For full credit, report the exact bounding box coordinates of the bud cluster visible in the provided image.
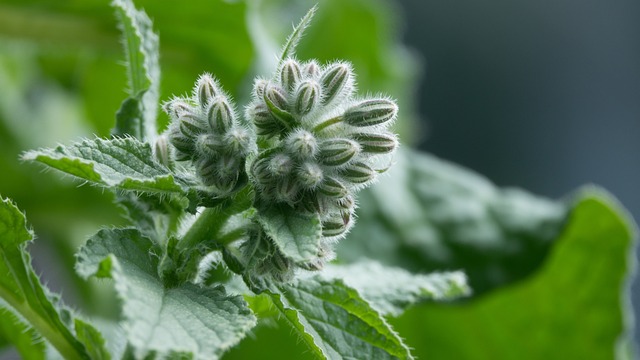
[244,58,398,273]
[163,74,254,194]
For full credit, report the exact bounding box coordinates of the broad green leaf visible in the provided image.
[263,277,413,360]
[257,206,322,264]
[0,306,46,360]
[392,189,636,359]
[76,228,256,360]
[0,197,103,360]
[74,319,111,360]
[341,149,569,294]
[22,137,184,194]
[322,262,470,316]
[112,0,160,140]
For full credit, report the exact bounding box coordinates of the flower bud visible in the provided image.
[300,192,330,215]
[264,84,295,128]
[320,63,352,106]
[250,156,273,185]
[153,134,173,168]
[294,80,321,115]
[321,212,352,238]
[223,127,252,157]
[352,132,398,154]
[297,162,323,189]
[195,133,224,157]
[319,139,360,167]
[336,195,355,212]
[318,177,348,198]
[168,122,195,155]
[249,104,282,136]
[280,59,301,92]
[344,99,397,127]
[269,153,293,177]
[207,96,234,134]
[216,155,242,181]
[195,157,217,186]
[341,162,376,184]
[179,113,207,138]
[253,78,268,98]
[285,129,317,159]
[303,60,320,78]
[275,177,300,203]
[163,99,193,120]
[196,74,220,108]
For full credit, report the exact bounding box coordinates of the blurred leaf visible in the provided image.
[392,189,637,359]
[263,277,414,359]
[0,306,46,360]
[23,138,185,194]
[74,319,110,360]
[340,149,569,294]
[0,197,102,360]
[322,262,470,316]
[112,0,160,140]
[76,228,257,359]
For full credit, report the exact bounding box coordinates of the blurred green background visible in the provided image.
[0,0,637,358]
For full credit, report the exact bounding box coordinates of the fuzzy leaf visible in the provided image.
[278,5,317,64]
[257,206,322,263]
[22,138,184,194]
[112,0,160,140]
[76,228,256,360]
[74,319,111,360]
[322,262,470,316]
[0,197,103,360]
[393,189,637,359]
[0,306,46,360]
[263,277,414,359]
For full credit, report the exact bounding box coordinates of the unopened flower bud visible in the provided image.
[216,155,242,181]
[195,133,224,157]
[275,177,300,203]
[297,162,323,188]
[303,60,320,78]
[352,132,398,154]
[320,63,352,106]
[249,104,281,136]
[163,99,193,120]
[341,162,376,184]
[269,153,293,177]
[168,122,194,155]
[321,212,352,238]
[179,113,207,138]
[294,80,321,115]
[285,129,317,159]
[319,139,360,166]
[344,99,397,127]
[253,78,268,98]
[336,194,355,212]
[223,127,252,157]
[195,157,218,186]
[280,59,301,92]
[300,192,330,215]
[318,177,348,198]
[250,156,273,185]
[153,134,173,168]
[264,84,295,128]
[207,97,234,134]
[196,74,220,108]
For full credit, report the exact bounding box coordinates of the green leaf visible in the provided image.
[322,262,470,316]
[341,149,569,294]
[0,197,101,360]
[257,206,322,264]
[0,306,46,360]
[112,0,160,140]
[277,5,317,64]
[22,137,184,194]
[392,189,637,359]
[74,319,111,360]
[76,228,256,360]
[263,277,414,360]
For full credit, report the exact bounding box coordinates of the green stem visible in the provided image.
[313,116,343,133]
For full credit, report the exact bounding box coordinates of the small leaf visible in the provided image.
[112,0,160,140]
[76,228,256,360]
[322,262,470,316]
[264,276,414,359]
[0,306,46,360]
[257,206,322,264]
[278,5,317,65]
[22,138,185,194]
[75,319,111,360]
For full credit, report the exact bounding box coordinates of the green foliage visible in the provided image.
[0,0,636,359]
[393,189,636,359]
